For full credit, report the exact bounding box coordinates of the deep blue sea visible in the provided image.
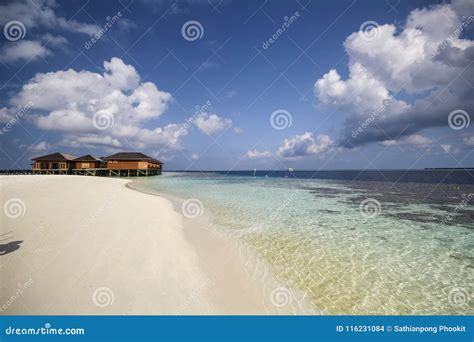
[169,169,474,184]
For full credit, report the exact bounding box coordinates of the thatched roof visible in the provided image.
[103,152,163,164]
[72,154,103,162]
[32,152,77,162]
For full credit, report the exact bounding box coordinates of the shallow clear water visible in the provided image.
[132,172,474,315]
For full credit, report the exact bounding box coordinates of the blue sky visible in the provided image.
[0,0,473,170]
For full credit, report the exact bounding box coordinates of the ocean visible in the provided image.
[132,170,474,315]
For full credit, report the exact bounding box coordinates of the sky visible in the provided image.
[0,0,473,171]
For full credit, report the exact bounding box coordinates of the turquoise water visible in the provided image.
[132,172,474,315]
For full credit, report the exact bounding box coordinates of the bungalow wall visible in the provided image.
[75,161,101,169]
[33,161,70,170]
[107,160,148,170]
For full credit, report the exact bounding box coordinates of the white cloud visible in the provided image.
[0,40,51,63]
[234,127,243,134]
[381,134,433,146]
[0,0,99,36]
[314,1,474,147]
[195,113,232,135]
[464,136,474,146]
[41,33,68,46]
[104,57,140,91]
[246,149,272,159]
[278,133,333,158]
[0,0,99,63]
[0,108,12,123]
[5,57,186,150]
[30,141,50,152]
[64,135,123,148]
[191,153,199,160]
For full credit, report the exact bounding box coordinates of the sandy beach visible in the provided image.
[0,175,290,315]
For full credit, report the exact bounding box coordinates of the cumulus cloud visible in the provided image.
[246,149,272,159]
[191,153,199,160]
[277,133,333,159]
[3,57,187,150]
[195,113,232,135]
[314,1,474,148]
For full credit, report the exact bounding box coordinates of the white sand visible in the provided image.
[0,175,287,314]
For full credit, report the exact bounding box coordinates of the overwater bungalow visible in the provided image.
[72,154,106,176]
[102,152,163,177]
[32,152,77,175]
[32,152,162,177]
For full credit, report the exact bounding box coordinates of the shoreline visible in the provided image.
[0,175,310,314]
[127,180,318,315]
